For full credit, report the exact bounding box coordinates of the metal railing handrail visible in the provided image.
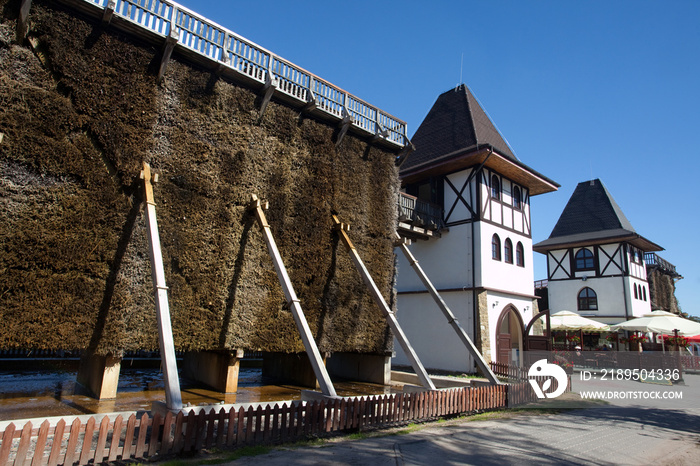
[76,0,407,147]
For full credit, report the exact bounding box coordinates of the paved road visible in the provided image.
[222,374,700,465]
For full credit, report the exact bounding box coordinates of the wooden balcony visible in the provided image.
[397,193,444,239]
[644,253,681,278]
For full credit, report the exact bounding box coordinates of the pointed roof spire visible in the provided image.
[401,84,517,172]
[534,179,662,252]
[400,84,558,195]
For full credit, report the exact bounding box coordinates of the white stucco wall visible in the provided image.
[394,291,475,373]
[476,222,534,296]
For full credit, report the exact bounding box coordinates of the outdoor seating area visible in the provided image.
[536,310,700,372]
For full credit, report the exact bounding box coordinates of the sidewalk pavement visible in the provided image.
[220,406,699,465]
[217,374,700,465]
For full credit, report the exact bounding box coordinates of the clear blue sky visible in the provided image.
[177,0,700,318]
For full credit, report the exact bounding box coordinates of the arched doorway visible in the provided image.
[496,305,525,366]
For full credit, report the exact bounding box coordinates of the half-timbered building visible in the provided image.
[394,85,559,372]
[533,179,663,325]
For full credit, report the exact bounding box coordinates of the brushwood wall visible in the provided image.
[0,0,399,356]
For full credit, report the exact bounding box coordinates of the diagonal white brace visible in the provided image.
[249,195,337,397]
[141,162,183,410]
[394,231,500,384]
[333,215,436,391]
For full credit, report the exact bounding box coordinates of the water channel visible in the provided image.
[0,359,401,422]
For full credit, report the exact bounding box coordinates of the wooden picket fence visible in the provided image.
[0,382,540,465]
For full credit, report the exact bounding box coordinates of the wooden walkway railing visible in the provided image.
[0,382,539,465]
[53,0,408,148]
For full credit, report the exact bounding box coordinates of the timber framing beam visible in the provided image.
[332,215,436,391]
[248,195,338,398]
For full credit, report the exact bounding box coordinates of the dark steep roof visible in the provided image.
[399,84,559,195]
[401,84,517,172]
[534,179,663,252]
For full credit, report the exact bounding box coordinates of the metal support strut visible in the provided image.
[332,215,436,390]
[395,232,500,384]
[141,163,183,410]
[249,195,337,397]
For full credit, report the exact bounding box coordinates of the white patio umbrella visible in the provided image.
[549,310,611,331]
[610,310,700,336]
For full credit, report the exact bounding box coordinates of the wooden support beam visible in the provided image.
[259,72,277,117]
[101,0,116,26]
[15,0,32,43]
[371,123,389,143]
[394,232,500,384]
[248,194,337,397]
[335,108,353,147]
[332,215,436,390]
[395,141,415,167]
[300,94,317,114]
[141,162,183,411]
[157,29,179,82]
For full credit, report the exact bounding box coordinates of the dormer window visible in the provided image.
[491,175,500,200]
[575,248,595,271]
[513,186,522,210]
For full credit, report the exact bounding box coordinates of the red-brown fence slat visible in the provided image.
[244,406,255,444]
[338,399,347,430]
[148,412,163,458]
[172,411,186,454]
[312,401,322,435]
[203,409,215,449]
[122,414,137,459]
[279,404,288,444]
[236,407,245,446]
[215,408,227,448]
[159,412,174,457]
[47,419,66,466]
[194,410,207,452]
[63,418,82,466]
[271,404,281,442]
[324,400,334,433]
[30,420,50,466]
[134,413,150,459]
[107,415,123,462]
[253,406,263,443]
[14,422,33,466]
[226,407,237,447]
[183,411,197,453]
[294,403,304,438]
[79,416,96,465]
[0,423,15,466]
[94,416,110,463]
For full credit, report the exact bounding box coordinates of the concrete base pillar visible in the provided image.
[326,352,391,385]
[76,353,121,400]
[262,352,321,389]
[182,350,244,393]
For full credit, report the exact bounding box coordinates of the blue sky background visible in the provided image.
[178,0,700,318]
